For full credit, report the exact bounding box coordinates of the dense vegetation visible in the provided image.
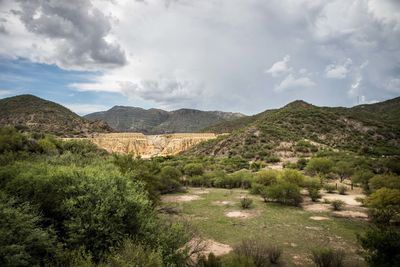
[0,95,112,137]
[192,98,400,159]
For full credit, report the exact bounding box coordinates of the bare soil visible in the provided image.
[162,195,202,202]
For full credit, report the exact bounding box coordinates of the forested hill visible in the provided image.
[0,94,112,137]
[190,97,400,158]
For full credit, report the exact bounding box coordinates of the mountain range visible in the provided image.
[1,94,399,159]
[84,106,244,134]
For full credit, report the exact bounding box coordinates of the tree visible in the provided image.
[183,163,204,177]
[158,166,183,193]
[369,174,400,192]
[352,170,374,193]
[305,158,333,176]
[332,161,354,182]
[265,182,302,206]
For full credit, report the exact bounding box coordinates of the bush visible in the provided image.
[0,193,60,266]
[234,239,282,266]
[369,174,400,192]
[310,247,345,267]
[254,170,279,186]
[158,166,183,193]
[352,170,374,193]
[265,182,302,206]
[338,185,347,195]
[366,188,400,225]
[309,188,322,202]
[240,197,253,209]
[183,163,204,177]
[250,183,265,195]
[280,169,305,186]
[324,184,336,193]
[358,227,400,267]
[331,200,345,211]
[104,240,163,267]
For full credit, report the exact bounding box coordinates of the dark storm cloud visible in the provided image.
[14,0,126,69]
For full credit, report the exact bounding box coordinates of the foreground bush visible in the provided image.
[310,247,345,267]
[265,182,302,206]
[234,239,282,267]
[358,227,400,267]
[331,200,345,211]
[240,197,253,209]
[0,193,60,266]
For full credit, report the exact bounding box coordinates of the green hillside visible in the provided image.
[190,98,400,159]
[0,94,112,137]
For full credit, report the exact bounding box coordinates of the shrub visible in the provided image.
[254,170,279,186]
[324,184,336,193]
[366,188,400,225]
[0,193,60,266]
[240,197,253,209]
[369,174,400,192]
[280,169,305,186]
[352,170,374,193]
[310,247,345,267]
[338,185,347,195]
[183,163,204,177]
[358,227,400,267]
[234,239,282,266]
[105,240,163,267]
[250,183,265,195]
[158,166,183,193]
[331,200,345,211]
[297,158,308,170]
[309,188,322,202]
[265,182,302,206]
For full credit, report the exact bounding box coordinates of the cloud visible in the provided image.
[0,89,13,98]
[265,55,292,77]
[274,74,315,92]
[325,58,352,79]
[0,0,400,113]
[63,103,110,115]
[8,0,126,70]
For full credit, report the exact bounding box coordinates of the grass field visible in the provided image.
[162,187,367,266]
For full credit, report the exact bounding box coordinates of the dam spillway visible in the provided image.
[65,132,219,158]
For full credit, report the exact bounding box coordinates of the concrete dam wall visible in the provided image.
[67,133,219,158]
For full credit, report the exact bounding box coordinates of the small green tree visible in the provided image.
[183,163,204,177]
[332,161,354,182]
[305,158,333,177]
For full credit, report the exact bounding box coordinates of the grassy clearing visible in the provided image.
[162,187,367,266]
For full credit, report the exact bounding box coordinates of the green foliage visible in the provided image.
[0,127,27,153]
[265,182,302,206]
[324,184,336,193]
[158,166,183,193]
[240,197,253,209]
[306,158,333,176]
[184,163,204,176]
[295,140,318,153]
[280,169,305,186]
[338,185,347,195]
[104,240,163,267]
[358,227,400,267]
[0,193,60,267]
[369,174,400,192]
[332,161,354,182]
[331,200,345,211]
[234,238,282,267]
[352,170,374,192]
[197,253,222,267]
[310,247,345,267]
[254,170,279,186]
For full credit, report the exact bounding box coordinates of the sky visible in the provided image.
[0,0,399,115]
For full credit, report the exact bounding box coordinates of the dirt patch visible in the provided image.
[302,203,330,212]
[310,216,330,221]
[322,193,364,206]
[213,200,234,206]
[203,239,233,256]
[225,210,256,219]
[332,210,368,219]
[191,189,210,195]
[162,195,202,203]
